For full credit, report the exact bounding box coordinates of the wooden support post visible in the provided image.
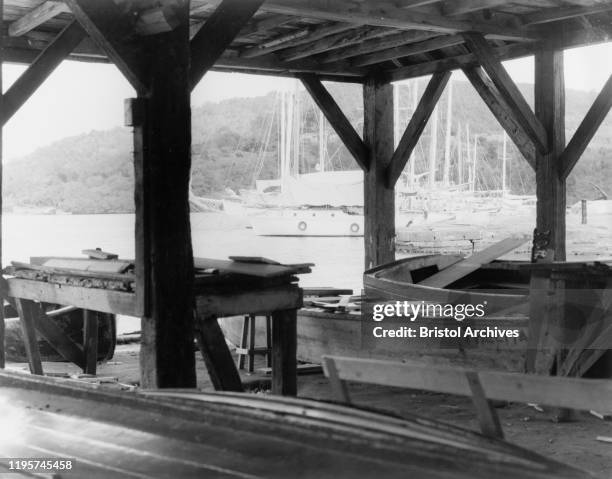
[465,371,504,439]
[271,309,297,396]
[527,48,566,376]
[534,48,566,262]
[83,310,98,375]
[386,71,450,187]
[0,0,4,370]
[364,78,395,269]
[14,299,43,375]
[194,315,243,392]
[132,4,197,389]
[301,74,369,170]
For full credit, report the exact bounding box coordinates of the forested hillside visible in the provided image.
[4,81,611,214]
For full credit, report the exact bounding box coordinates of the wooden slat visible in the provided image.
[190,0,264,90]
[2,21,86,126]
[8,0,69,37]
[324,356,612,413]
[64,0,149,93]
[195,285,302,317]
[363,78,395,270]
[193,257,309,278]
[386,71,450,187]
[463,66,536,169]
[301,74,369,170]
[323,356,351,403]
[462,32,548,154]
[14,299,43,375]
[465,371,504,439]
[271,309,298,396]
[560,73,612,179]
[419,236,528,288]
[240,22,355,58]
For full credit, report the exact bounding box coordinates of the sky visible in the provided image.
[3,42,611,161]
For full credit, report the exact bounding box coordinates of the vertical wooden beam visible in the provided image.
[0,0,4,369]
[271,309,297,396]
[364,78,395,270]
[14,299,43,375]
[534,48,566,261]
[136,3,197,389]
[83,310,98,375]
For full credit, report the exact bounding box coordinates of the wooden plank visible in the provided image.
[8,0,69,37]
[364,78,395,270]
[271,309,297,396]
[195,285,302,317]
[137,4,197,390]
[194,315,244,392]
[386,71,450,187]
[465,371,504,439]
[240,22,355,58]
[83,310,98,375]
[522,3,612,25]
[419,236,528,288]
[194,257,310,277]
[2,21,87,126]
[462,32,548,155]
[14,299,43,375]
[64,0,149,93]
[560,73,612,179]
[7,278,138,316]
[301,74,369,170]
[325,356,612,413]
[82,249,119,260]
[190,0,264,90]
[463,66,536,169]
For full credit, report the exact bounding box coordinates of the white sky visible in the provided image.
[3,42,611,161]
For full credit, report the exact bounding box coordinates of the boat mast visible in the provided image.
[465,123,470,189]
[428,102,438,188]
[457,122,463,185]
[443,80,453,187]
[502,130,508,196]
[471,134,478,193]
[318,108,325,172]
[409,80,418,187]
[292,80,300,178]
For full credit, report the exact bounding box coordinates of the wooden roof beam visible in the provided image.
[351,34,464,67]
[64,0,149,94]
[386,71,450,187]
[9,0,70,37]
[463,32,548,154]
[190,0,264,91]
[301,74,369,170]
[2,21,86,126]
[522,3,612,25]
[463,66,536,169]
[258,0,539,41]
[240,22,355,58]
[560,73,612,179]
[442,0,508,16]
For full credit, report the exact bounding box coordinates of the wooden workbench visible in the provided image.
[5,257,307,396]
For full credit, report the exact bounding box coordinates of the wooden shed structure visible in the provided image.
[0,0,611,390]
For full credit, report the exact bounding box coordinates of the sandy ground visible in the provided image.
[7,343,611,478]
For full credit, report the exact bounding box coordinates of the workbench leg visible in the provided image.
[14,299,43,375]
[195,315,243,392]
[271,309,297,396]
[83,310,98,375]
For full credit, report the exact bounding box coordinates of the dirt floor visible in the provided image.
[6,343,612,478]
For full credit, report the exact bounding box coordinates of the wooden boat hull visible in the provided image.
[364,255,530,315]
[219,309,528,372]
